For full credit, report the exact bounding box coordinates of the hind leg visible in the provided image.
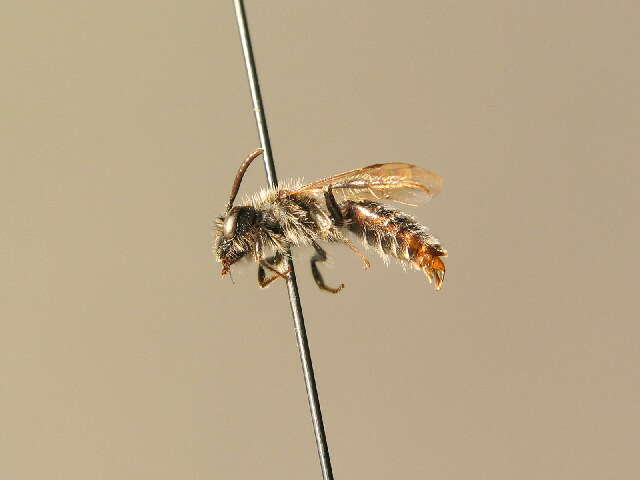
[323,185,344,226]
[339,237,370,269]
[323,186,370,269]
[310,242,344,294]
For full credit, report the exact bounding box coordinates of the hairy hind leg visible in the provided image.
[323,185,344,226]
[323,186,370,269]
[340,237,370,270]
[310,242,344,294]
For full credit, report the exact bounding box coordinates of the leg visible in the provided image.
[257,253,291,289]
[323,186,344,226]
[258,264,284,288]
[310,242,345,294]
[324,187,370,269]
[340,237,371,269]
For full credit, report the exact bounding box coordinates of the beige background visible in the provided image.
[2,1,639,479]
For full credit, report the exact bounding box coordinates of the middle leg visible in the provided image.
[310,242,344,294]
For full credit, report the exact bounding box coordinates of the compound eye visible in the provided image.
[223,212,238,238]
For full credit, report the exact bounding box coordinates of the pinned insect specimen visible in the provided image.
[214,149,447,292]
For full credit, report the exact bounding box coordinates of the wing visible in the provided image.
[292,163,443,206]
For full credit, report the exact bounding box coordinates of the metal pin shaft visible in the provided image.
[232,2,335,479]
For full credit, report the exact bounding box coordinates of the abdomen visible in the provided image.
[341,200,447,290]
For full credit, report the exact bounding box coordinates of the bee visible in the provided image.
[214,148,448,292]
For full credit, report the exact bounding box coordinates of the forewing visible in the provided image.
[293,163,442,206]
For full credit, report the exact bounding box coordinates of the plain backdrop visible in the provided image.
[2,1,639,479]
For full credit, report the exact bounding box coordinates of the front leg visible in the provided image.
[257,253,291,289]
